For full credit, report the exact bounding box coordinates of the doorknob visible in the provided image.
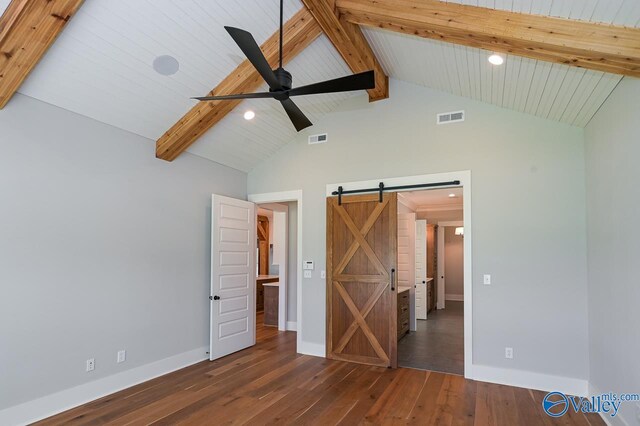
[213,295,221,300]
[422,281,426,284]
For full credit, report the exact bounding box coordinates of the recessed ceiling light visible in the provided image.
[488,53,504,66]
[449,193,456,198]
[244,110,255,120]
[153,55,179,76]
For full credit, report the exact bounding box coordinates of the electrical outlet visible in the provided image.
[483,274,491,285]
[321,270,326,279]
[117,350,126,363]
[505,347,513,359]
[86,358,95,372]
[304,270,312,279]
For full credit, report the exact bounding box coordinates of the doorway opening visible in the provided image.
[325,171,472,377]
[255,202,298,338]
[397,188,464,375]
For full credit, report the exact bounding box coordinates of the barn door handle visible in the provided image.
[391,268,395,291]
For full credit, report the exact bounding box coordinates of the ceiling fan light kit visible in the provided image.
[193,0,375,132]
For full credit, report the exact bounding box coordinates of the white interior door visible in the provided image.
[415,220,427,320]
[398,213,416,331]
[210,194,256,361]
[437,225,445,309]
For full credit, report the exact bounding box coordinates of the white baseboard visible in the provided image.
[286,321,297,331]
[298,341,325,358]
[0,346,208,426]
[589,384,630,426]
[472,364,588,397]
[445,294,464,301]
[596,409,629,426]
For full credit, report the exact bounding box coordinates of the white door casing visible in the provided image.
[415,220,427,320]
[210,195,256,361]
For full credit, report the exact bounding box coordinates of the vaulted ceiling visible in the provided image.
[2,0,639,172]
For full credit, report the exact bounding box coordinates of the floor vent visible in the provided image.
[309,133,328,145]
[437,110,465,125]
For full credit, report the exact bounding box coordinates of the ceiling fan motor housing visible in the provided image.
[273,67,292,91]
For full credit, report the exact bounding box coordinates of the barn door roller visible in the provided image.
[333,180,461,205]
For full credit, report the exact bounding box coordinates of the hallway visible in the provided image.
[399,301,464,375]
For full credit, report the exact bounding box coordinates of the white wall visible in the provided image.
[0,94,247,412]
[585,78,640,425]
[248,79,589,382]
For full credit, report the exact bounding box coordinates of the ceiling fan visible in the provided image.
[192,0,375,132]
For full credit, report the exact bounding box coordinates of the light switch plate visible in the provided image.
[483,274,491,285]
[321,270,326,279]
[505,347,513,359]
[304,270,312,279]
[117,350,126,363]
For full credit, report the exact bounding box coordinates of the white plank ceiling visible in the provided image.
[360,0,640,128]
[7,0,356,172]
[2,0,636,171]
[442,0,640,27]
[362,28,623,127]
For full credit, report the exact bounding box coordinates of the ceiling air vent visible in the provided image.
[437,110,465,125]
[308,133,328,145]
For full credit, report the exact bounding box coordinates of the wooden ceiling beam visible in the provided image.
[336,0,640,78]
[301,0,388,101]
[156,8,322,162]
[0,0,84,108]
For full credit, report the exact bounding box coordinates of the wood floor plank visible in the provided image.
[244,363,364,425]
[295,365,383,424]
[336,368,398,425]
[37,317,605,426]
[407,370,447,424]
[512,387,555,426]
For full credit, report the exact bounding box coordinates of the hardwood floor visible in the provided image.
[36,314,603,425]
[398,301,464,375]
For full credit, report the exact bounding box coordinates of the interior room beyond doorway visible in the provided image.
[397,188,465,375]
[255,202,298,334]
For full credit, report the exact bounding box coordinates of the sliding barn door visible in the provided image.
[326,193,398,367]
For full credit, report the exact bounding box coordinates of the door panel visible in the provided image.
[327,193,397,368]
[398,213,416,331]
[210,195,256,361]
[415,220,427,320]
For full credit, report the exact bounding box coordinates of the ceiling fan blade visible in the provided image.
[225,26,281,90]
[280,98,312,132]
[192,91,277,101]
[288,70,375,97]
